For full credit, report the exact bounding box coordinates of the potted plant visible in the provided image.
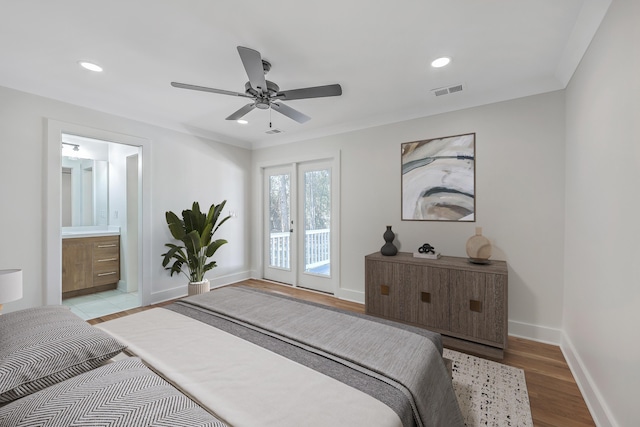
[161,201,230,296]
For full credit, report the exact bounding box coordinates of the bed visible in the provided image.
[0,286,464,427]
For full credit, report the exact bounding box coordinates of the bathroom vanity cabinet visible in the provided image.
[62,235,120,297]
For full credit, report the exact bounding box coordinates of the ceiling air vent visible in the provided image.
[265,128,284,134]
[431,83,465,97]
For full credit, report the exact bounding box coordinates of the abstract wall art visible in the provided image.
[401,133,475,221]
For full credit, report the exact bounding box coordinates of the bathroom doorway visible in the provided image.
[45,120,151,320]
[60,134,142,320]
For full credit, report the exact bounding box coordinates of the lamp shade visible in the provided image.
[0,269,23,304]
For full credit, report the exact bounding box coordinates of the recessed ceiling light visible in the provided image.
[431,57,451,68]
[237,119,248,125]
[79,61,103,72]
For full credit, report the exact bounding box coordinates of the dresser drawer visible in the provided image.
[93,248,119,263]
[93,238,119,257]
[93,261,120,286]
[92,236,120,286]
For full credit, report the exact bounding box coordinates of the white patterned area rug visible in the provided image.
[443,348,533,427]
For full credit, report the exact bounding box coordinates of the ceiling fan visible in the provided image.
[171,46,342,124]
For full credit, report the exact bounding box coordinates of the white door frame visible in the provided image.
[45,120,151,306]
[258,151,340,294]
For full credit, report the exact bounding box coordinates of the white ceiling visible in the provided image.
[0,0,611,150]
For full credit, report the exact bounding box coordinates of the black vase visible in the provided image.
[381,225,398,256]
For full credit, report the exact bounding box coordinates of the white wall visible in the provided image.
[252,90,566,341]
[564,1,640,426]
[0,85,252,312]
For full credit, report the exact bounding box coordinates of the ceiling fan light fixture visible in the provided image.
[171,46,342,125]
[79,61,103,72]
[237,119,248,124]
[431,57,451,68]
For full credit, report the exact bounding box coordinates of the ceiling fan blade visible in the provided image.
[226,103,256,121]
[272,102,311,124]
[171,82,252,98]
[275,84,342,101]
[237,46,268,95]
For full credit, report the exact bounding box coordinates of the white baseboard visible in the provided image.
[148,270,252,305]
[507,320,563,345]
[148,286,187,305]
[335,288,365,304]
[208,270,252,289]
[561,334,617,427]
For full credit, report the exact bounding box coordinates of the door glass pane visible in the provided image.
[269,174,291,269]
[303,168,330,276]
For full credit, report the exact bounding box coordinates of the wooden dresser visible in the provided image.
[365,251,508,358]
[62,235,120,297]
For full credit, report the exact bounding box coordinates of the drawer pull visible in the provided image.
[380,285,390,296]
[97,244,117,248]
[470,300,482,313]
[421,292,431,303]
[97,258,118,262]
[97,271,117,277]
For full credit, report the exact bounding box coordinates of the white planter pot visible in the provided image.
[188,278,210,296]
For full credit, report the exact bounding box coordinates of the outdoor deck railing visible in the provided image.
[269,228,330,270]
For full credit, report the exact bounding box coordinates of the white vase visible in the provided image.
[188,278,210,296]
[466,227,492,263]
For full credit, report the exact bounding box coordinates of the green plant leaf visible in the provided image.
[210,201,226,228]
[182,209,193,234]
[213,214,231,235]
[161,244,186,267]
[192,201,206,233]
[206,239,228,257]
[168,261,184,276]
[166,211,185,240]
[206,203,216,225]
[184,230,202,256]
[203,260,217,272]
[201,222,213,247]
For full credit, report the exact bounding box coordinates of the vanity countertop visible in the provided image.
[61,226,120,239]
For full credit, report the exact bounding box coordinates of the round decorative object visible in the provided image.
[188,278,210,296]
[466,227,492,263]
[381,226,398,256]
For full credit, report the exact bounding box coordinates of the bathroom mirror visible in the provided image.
[61,157,108,227]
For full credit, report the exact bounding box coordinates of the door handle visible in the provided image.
[290,228,294,233]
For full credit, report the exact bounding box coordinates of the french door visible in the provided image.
[263,160,337,294]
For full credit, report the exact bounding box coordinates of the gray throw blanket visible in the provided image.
[170,286,464,427]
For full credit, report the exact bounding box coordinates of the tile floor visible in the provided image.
[62,289,140,320]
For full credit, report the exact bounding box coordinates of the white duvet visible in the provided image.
[97,308,402,427]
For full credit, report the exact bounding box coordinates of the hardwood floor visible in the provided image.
[89,278,595,427]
